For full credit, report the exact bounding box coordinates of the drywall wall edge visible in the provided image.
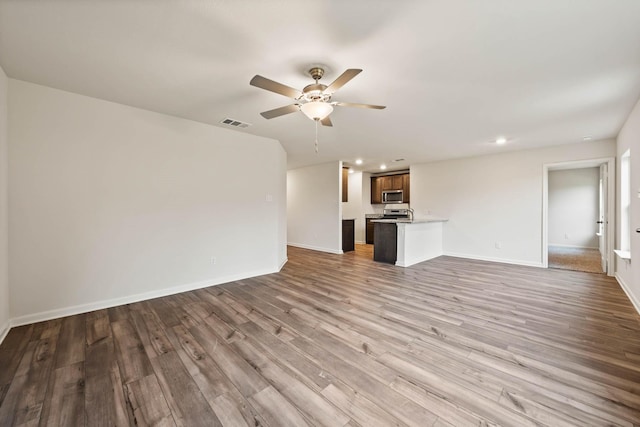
[616,273,640,315]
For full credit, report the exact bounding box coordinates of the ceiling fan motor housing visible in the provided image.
[302,83,331,102]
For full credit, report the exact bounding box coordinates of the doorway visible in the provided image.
[542,158,615,275]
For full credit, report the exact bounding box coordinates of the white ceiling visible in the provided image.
[1,1,640,172]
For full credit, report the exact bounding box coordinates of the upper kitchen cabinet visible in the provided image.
[342,167,349,202]
[379,174,403,191]
[402,173,410,203]
[380,176,392,191]
[392,175,403,191]
[371,177,382,204]
[371,173,410,204]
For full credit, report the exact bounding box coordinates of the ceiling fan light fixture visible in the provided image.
[300,101,333,121]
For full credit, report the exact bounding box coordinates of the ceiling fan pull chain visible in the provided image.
[314,119,319,154]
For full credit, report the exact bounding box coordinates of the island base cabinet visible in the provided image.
[373,222,397,264]
[395,221,445,267]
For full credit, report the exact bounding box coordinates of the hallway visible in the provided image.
[548,245,603,273]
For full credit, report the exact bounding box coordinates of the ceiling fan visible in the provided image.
[249,67,386,127]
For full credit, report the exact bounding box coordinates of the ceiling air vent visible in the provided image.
[220,118,251,128]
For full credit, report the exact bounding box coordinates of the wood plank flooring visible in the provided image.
[1,245,640,426]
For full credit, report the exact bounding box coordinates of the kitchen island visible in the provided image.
[372,218,447,267]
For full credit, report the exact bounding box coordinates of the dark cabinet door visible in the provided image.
[391,175,403,190]
[402,173,410,202]
[342,167,349,202]
[371,177,382,204]
[366,218,375,244]
[342,219,355,252]
[380,176,394,191]
[373,222,397,264]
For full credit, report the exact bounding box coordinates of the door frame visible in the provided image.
[542,157,615,275]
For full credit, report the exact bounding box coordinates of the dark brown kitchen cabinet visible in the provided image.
[373,222,397,264]
[402,173,410,203]
[391,175,403,190]
[379,174,403,191]
[342,167,349,202]
[371,173,410,204]
[371,177,382,204]
[380,176,393,191]
[342,219,355,252]
[366,218,375,244]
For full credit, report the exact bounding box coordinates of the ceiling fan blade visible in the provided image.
[320,116,333,127]
[335,102,386,109]
[325,69,362,94]
[260,104,300,119]
[250,75,301,99]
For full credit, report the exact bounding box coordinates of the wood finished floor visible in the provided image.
[1,245,640,426]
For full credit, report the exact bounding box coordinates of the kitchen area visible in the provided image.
[343,168,447,267]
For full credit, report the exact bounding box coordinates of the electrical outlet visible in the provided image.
[495,242,502,249]
[564,233,569,239]
[210,256,216,265]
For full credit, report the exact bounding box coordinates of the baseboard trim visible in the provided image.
[615,273,640,315]
[278,257,288,271]
[0,320,10,346]
[287,242,343,255]
[443,252,544,268]
[396,253,441,268]
[10,266,279,328]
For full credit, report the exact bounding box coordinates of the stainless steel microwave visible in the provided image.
[382,190,403,203]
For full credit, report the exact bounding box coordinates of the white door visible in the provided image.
[598,164,608,273]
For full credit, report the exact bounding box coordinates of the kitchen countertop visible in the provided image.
[371,217,448,224]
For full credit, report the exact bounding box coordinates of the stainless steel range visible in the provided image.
[382,203,412,220]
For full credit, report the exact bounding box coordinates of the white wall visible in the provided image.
[287,161,341,253]
[411,139,616,267]
[8,79,287,323]
[0,66,9,341]
[616,97,640,313]
[342,171,365,243]
[275,153,288,267]
[548,168,599,248]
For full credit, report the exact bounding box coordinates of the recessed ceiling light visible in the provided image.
[496,137,507,145]
[380,164,387,170]
[583,135,593,141]
[348,169,354,174]
[355,159,363,165]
